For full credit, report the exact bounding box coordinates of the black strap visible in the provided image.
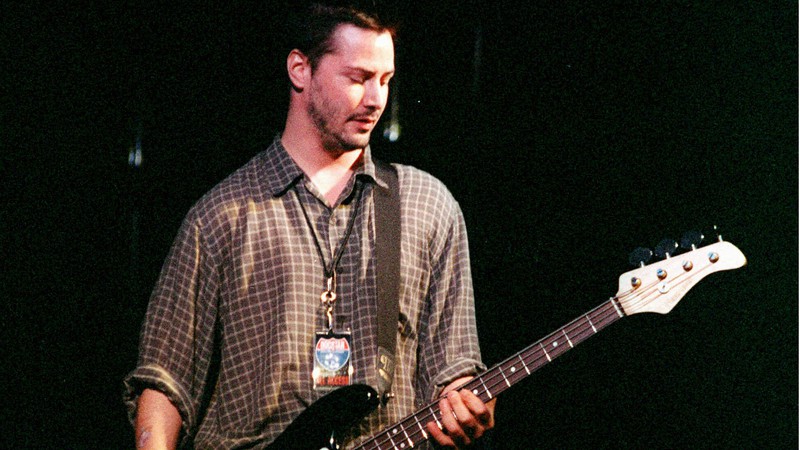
[373,160,400,403]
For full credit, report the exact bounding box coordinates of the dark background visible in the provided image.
[4,1,797,448]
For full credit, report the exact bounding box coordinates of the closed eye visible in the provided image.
[344,68,394,86]
[380,72,395,86]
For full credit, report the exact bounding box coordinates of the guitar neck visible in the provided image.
[357,298,627,449]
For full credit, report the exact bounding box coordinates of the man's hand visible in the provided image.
[426,376,496,448]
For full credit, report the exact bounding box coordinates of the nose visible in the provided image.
[362,78,386,111]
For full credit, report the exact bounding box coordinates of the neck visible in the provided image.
[281,126,364,207]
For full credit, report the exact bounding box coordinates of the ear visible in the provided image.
[287,49,311,91]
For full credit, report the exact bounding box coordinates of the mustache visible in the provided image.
[348,110,382,122]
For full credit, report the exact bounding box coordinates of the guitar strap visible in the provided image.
[373,159,400,404]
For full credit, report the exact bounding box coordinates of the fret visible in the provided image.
[387,430,397,449]
[498,364,511,387]
[391,423,413,449]
[429,406,442,430]
[539,342,551,362]
[479,376,493,399]
[517,354,531,374]
[586,314,597,333]
[611,297,624,317]
[403,427,414,449]
[562,329,574,347]
[364,434,380,450]
[509,360,528,383]
[543,335,565,360]
[413,414,428,440]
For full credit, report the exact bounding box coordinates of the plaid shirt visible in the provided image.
[123,138,485,448]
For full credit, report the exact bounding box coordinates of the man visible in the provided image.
[124,4,494,448]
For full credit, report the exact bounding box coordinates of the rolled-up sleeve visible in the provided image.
[123,209,222,439]
[417,200,486,402]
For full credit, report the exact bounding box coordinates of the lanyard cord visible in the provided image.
[296,180,366,282]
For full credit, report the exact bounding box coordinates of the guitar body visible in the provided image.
[266,384,379,450]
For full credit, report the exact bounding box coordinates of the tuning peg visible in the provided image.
[628,247,653,267]
[680,230,704,250]
[712,225,724,242]
[654,238,678,259]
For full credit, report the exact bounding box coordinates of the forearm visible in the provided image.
[135,388,182,450]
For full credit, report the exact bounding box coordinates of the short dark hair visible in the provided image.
[288,3,395,71]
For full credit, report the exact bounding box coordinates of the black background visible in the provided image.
[5,1,797,448]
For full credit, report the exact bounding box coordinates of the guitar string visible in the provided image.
[621,254,720,309]
[361,292,663,449]
[615,261,715,314]
[362,283,683,448]
[359,259,714,449]
[479,302,620,394]
[476,293,630,392]
[358,302,622,449]
[360,298,637,449]
[464,256,716,411]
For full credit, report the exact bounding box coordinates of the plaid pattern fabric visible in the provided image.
[123,138,485,449]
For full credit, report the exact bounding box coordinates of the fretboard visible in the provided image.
[355,298,626,450]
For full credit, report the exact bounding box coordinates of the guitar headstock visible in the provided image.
[617,240,747,315]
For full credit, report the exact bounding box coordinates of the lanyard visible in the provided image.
[296,181,365,330]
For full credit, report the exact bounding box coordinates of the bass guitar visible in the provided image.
[268,237,746,449]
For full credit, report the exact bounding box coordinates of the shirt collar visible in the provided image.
[262,136,387,197]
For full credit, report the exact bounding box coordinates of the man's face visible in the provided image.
[306,24,395,152]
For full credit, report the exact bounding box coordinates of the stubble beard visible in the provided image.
[307,82,375,154]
